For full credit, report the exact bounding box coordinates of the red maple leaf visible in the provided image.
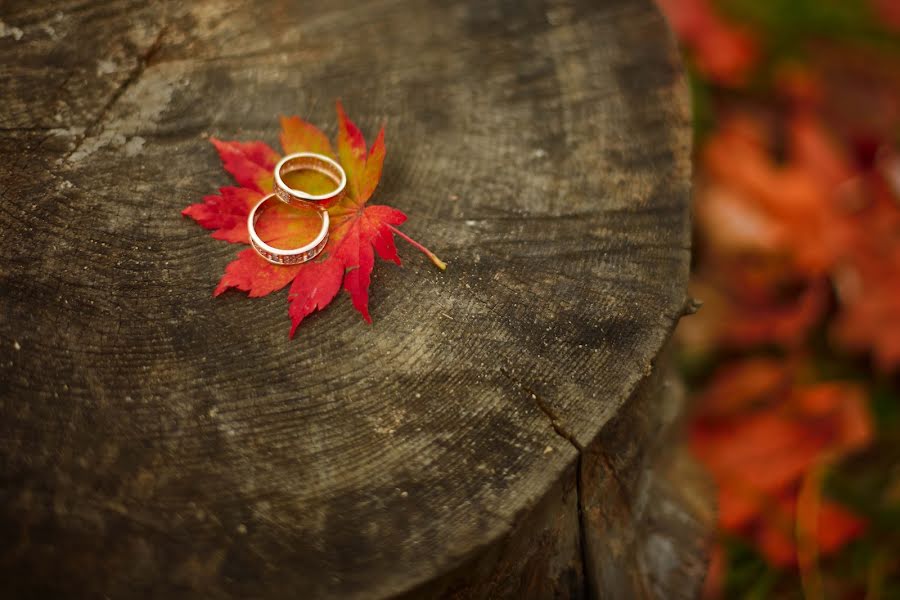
[183,102,445,336]
[655,0,758,86]
[689,362,872,566]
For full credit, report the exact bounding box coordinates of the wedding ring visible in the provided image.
[247,193,329,265]
[274,152,346,204]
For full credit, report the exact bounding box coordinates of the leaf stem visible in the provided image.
[388,224,446,270]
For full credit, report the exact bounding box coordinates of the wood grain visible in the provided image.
[0,0,698,597]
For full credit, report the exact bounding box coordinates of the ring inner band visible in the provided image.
[249,195,329,265]
[279,156,342,192]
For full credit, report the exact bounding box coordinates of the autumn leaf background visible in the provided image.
[656,0,900,597]
[183,101,443,337]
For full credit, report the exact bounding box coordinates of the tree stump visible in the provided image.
[0,0,709,598]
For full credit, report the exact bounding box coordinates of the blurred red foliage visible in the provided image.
[871,0,900,30]
[681,107,900,369]
[656,0,757,85]
[690,360,871,564]
[658,0,900,595]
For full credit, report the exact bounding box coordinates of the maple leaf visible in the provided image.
[755,490,865,568]
[656,0,758,85]
[689,363,872,565]
[700,114,849,276]
[692,357,791,417]
[830,168,900,371]
[183,101,445,336]
[688,110,900,370]
[182,186,261,244]
[871,0,900,31]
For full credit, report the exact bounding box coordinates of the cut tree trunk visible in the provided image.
[0,0,709,598]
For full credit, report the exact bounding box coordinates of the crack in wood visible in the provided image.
[498,367,593,598]
[595,446,636,520]
[527,387,583,453]
[498,367,581,451]
[64,22,168,163]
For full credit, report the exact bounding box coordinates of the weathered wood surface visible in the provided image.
[0,0,700,598]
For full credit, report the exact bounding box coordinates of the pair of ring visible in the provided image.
[248,153,347,265]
